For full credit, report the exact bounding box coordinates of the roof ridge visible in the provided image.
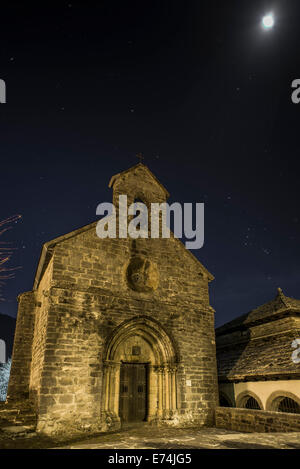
[276,287,290,308]
[216,288,300,335]
[108,163,170,197]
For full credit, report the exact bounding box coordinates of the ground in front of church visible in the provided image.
[0,423,300,449]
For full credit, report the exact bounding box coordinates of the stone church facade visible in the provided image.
[7,163,218,435]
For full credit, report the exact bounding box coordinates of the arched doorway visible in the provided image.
[102,316,178,425]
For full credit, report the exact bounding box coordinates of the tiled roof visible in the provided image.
[216,288,300,336]
[217,329,300,381]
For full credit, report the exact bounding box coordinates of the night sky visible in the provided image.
[0,1,299,327]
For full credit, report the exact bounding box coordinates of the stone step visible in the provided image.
[0,424,37,438]
[0,413,36,421]
[0,408,20,413]
[0,401,37,431]
[0,411,37,427]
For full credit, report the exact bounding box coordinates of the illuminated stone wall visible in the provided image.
[7,164,218,436]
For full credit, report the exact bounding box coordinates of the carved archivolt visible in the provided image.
[102,317,178,421]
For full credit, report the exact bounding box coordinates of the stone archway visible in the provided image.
[101,316,178,426]
[236,390,263,410]
[266,391,300,413]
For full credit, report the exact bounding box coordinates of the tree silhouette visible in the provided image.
[0,215,22,301]
[0,358,11,401]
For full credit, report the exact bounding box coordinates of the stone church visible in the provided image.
[6,163,219,435]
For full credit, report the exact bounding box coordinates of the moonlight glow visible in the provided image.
[262,14,274,29]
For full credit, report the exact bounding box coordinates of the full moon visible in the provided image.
[262,14,274,29]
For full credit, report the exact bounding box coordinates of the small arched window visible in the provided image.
[244,396,261,410]
[130,198,149,236]
[277,397,300,414]
[132,198,148,215]
[134,197,145,205]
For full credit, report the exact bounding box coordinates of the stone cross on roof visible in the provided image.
[136,152,144,164]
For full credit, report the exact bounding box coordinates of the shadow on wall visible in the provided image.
[215,326,251,407]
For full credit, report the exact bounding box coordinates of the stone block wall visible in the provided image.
[8,164,219,436]
[30,258,54,409]
[7,291,36,401]
[32,228,218,434]
[215,406,300,433]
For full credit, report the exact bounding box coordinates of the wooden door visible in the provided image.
[119,363,147,422]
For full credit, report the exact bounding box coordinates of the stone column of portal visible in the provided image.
[157,366,163,417]
[164,364,170,418]
[112,363,121,414]
[161,365,167,418]
[147,365,156,421]
[104,364,111,411]
[108,363,117,412]
[170,366,177,412]
[168,366,173,416]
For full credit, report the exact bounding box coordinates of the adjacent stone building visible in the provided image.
[216,288,300,414]
[6,163,218,435]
